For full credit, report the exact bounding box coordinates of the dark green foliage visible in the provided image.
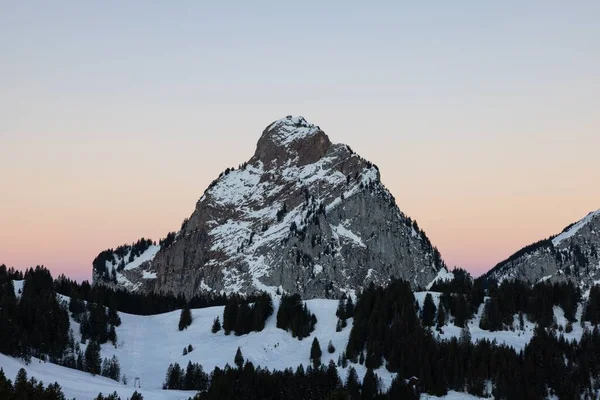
[436,303,446,328]
[0,266,69,360]
[310,337,322,368]
[159,232,176,249]
[164,362,208,390]
[130,391,143,400]
[479,297,503,331]
[178,305,192,331]
[80,301,119,345]
[477,280,581,329]
[361,369,379,400]
[211,316,221,333]
[101,355,121,381]
[222,293,273,335]
[234,347,244,368]
[193,361,344,400]
[92,238,154,280]
[584,285,600,324]
[421,293,436,327]
[85,341,102,375]
[0,368,67,400]
[327,340,335,353]
[18,267,70,358]
[54,274,231,315]
[345,367,360,400]
[276,294,317,339]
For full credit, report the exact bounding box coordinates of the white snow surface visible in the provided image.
[425,268,454,290]
[0,353,193,400]
[552,209,600,246]
[124,246,161,271]
[0,296,394,398]
[334,224,366,248]
[267,116,320,146]
[13,279,24,298]
[414,292,590,352]
[6,286,595,399]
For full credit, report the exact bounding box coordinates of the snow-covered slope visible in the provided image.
[4,287,595,399]
[0,354,193,400]
[94,116,447,298]
[485,209,600,292]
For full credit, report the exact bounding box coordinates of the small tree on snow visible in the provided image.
[327,340,335,354]
[211,317,221,333]
[178,306,192,331]
[310,337,322,368]
[234,347,244,369]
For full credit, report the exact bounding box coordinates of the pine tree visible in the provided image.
[361,369,379,399]
[130,391,143,400]
[234,347,244,369]
[459,325,472,348]
[437,303,446,328]
[211,317,221,333]
[336,298,346,320]
[310,337,322,368]
[178,305,192,331]
[327,340,336,354]
[345,367,360,399]
[421,293,437,327]
[345,297,355,318]
[85,341,102,375]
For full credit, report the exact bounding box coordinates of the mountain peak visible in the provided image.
[252,115,332,167]
[93,116,446,298]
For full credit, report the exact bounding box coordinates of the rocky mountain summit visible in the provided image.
[485,209,600,294]
[93,116,447,298]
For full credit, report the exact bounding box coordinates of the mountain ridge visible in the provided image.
[485,209,600,293]
[93,115,447,298]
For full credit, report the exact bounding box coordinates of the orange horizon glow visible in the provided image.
[2,2,599,281]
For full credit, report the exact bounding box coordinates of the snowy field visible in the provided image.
[1,288,590,399]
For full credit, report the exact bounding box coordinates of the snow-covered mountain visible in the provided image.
[485,209,600,292]
[93,116,447,298]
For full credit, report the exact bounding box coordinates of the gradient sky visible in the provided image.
[1,1,599,281]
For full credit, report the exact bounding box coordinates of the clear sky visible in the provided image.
[1,1,599,281]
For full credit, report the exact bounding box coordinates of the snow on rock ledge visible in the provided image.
[95,116,447,298]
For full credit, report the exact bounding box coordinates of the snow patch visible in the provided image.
[552,209,600,246]
[13,279,24,298]
[334,224,366,248]
[426,268,454,290]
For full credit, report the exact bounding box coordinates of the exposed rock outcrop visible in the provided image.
[485,209,600,294]
[93,116,447,298]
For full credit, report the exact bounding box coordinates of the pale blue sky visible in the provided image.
[1,1,599,280]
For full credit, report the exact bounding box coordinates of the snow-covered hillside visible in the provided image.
[3,285,597,399]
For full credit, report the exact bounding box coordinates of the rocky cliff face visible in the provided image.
[93,116,447,298]
[485,210,600,294]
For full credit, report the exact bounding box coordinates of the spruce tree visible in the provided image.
[327,340,336,354]
[345,367,360,399]
[234,347,244,369]
[421,293,437,327]
[361,369,379,399]
[310,337,322,368]
[130,391,143,400]
[436,303,446,329]
[85,341,102,375]
[178,305,192,331]
[211,317,221,333]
